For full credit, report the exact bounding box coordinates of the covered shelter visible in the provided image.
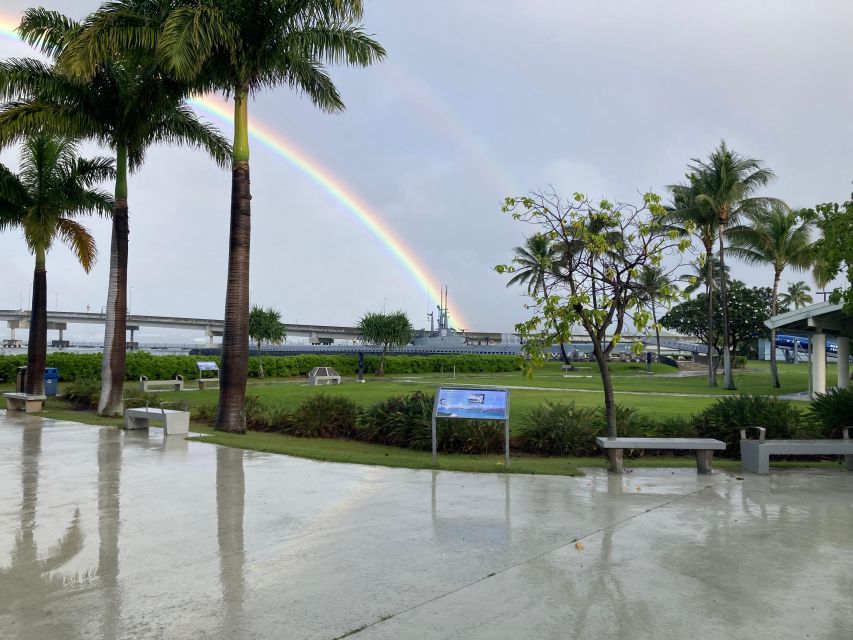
[765,301,851,397]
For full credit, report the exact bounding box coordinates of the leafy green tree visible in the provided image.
[248,305,286,378]
[679,254,730,296]
[0,8,231,415]
[497,189,690,438]
[667,179,720,386]
[805,194,853,313]
[65,0,386,432]
[637,265,680,357]
[779,281,813,310]
[684,141,779,390]
[728,205,813,387]
[661,282,773,362]
[358,311,413,376]
[0,134,113,395]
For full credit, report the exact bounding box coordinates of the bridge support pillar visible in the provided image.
[837,336,849,390]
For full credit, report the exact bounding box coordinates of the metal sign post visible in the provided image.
[432,387,510,468]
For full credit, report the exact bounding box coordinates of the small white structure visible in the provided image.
[308,366,341,385]
[765,302,851,398]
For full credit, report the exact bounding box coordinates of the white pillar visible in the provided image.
[812,331,826,398]
[837,336,850,390]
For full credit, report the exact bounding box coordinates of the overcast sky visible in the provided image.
[1,0,852,342]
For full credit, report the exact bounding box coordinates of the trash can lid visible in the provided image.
[44,368,58,374]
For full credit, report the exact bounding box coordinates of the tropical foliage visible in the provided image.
[728,205,814,387]
[0,134,113,395]
[806,195,853,313]
[0,7,232,415]
[497,189,689,436]
[248,305,286,378]
[357,310,414,376]
[779,281,813,310]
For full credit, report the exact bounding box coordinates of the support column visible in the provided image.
[812,331,826,398]
[837,336,850,390]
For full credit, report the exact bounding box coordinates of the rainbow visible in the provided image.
[190,95,468,328]
[0,11,470,328]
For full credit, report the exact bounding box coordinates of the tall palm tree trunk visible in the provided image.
[718,228,736,390]
[25,248,47,396]
[257,340,264,378]
[99,144,129,416]
[770,270,781,388]
[216,88,251,433]
[705,245,717,387]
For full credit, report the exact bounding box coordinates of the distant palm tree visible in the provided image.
[728,205,813,388]
[637,266,679,356]
[666,180,720,386]
[779,281,813,310]
[0,8,232,415]
[687,141,780,390]
[506,234,572,364]
[0,134,112,395]
[679,254,731,296]
[65,0,386,431]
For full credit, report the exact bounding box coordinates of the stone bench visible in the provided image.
[124,406,190,436]
[596,437,726,474]
[3,392,47,413]
[740,426,853,475]
[197,377,219,391]
[139,375,184,392]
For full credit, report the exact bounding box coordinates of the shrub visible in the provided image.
[358,391,434,447]
[191,403,217,423]
[289,394,359,438]
[809,388,853,438]
[63,379,101,410]
[516,401,602,456]
[693,395,813,455]
[733,355,748,368]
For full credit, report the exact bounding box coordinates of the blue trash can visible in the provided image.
[44,368,59,397]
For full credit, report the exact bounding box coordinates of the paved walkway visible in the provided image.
[0,412,850,639]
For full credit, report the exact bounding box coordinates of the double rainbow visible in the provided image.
[0,12,469,328]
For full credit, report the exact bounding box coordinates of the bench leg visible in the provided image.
[696,450,713,474]
[741,442,769,474]
[164,414,189,436]
[846,455,853,472]
[124,416,149,430]
[607,449,623,474]
[6,398,23,412]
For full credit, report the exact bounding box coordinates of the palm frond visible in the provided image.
[55,217,97,272]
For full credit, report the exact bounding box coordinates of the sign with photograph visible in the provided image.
[434,387,508,421]
[432,387,510,466]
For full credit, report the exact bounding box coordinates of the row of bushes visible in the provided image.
[0,352,520,383]
[188,389,853,458]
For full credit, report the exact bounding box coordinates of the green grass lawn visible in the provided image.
[23,359,843,477]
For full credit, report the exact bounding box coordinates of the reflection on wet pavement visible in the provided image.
[0,413,850,639]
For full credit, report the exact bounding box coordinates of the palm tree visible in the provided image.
[637,266,679,357]
[505,234,574,364]
[0,134,113,395]
[0,8,232,415]
[666,180,720,386]
[729,205,814,387]
[687,141,779,390]
[779,281,813,310]
[679,254,730,296]
[64,0,386,431]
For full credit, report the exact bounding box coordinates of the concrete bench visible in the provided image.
[139,375,184,392]
[3,392,47,413]
[124,406,189,436]
[197,377,219,391]
[740,426,853,475]
[596,437,726,474]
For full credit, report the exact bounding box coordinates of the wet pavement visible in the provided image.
[0,413,851,640]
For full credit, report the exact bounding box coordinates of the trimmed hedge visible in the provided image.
[0,352,520,383]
